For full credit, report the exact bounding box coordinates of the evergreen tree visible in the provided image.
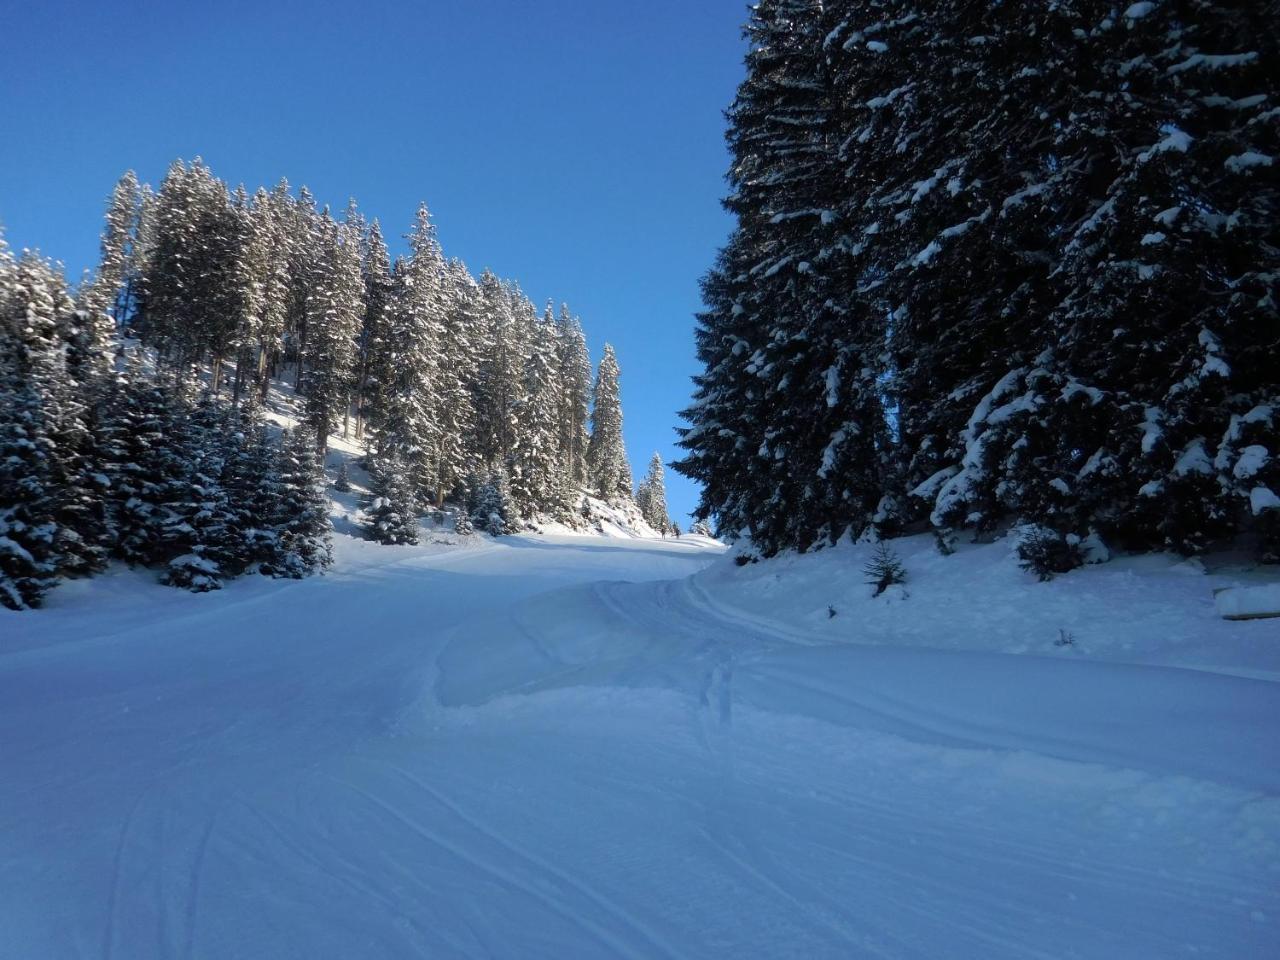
[301,214,363,452]
[586,344,631,503]
[159,393,236,591]
[218,397,284,574]
[0,371,59,609]
[355,219,395,441]
[274,426,333,575]
[100,366,177,567]
[82,169,140,324]
[469,473,516,536]
[636,452,671,535]
[365,452,420,545]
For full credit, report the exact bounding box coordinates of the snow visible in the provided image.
[1141,405,1163,453]
[1233,444,1269,480]
[1215,583,1280,621]
[3,494,1279,956]
[911,240,941,266]
[1174,438,1214,476]
[1224,151,1274,173]
[1167,51,1259,74]
[1251,485,1280,515]
[1137,124,1192,162]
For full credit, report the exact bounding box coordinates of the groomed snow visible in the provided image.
[2,505,1278,957]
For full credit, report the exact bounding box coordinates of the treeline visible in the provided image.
[0,158,647,609]
[676,0,1278,562]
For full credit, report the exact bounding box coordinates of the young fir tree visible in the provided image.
[470,473,516,537]
[158,393,235,592]
[586,344,631,503]
[636,452,671,536]
[218,397,283,575]
[274,426,333,576]
[365,451,420,545]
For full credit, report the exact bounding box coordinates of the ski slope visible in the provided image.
[2,528,1278,959]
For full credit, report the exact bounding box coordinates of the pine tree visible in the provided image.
[302,214,363,452]
[636,452,671,535]
[82,170,140,324]
[509,306,563,518]
[0,351,60,610]
[586,344,631,503]
[371,206,445,500]
[158,393,238,591]
[469,473,516,536]
[355,219,395,441]
[214,394,284,575]
[274,426,333,575]
[555,305,592,485]
[99,365,177,567]
[365,451,420,545]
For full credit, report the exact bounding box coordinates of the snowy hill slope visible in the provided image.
[2,499,1277,957]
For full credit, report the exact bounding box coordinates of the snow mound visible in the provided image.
[1215,583,1280,621]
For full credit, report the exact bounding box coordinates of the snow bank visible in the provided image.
[1215,583,1280,621]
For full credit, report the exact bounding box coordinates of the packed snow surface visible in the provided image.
[3,523,1279,958]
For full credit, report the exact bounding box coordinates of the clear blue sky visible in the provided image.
[0,0,748,525]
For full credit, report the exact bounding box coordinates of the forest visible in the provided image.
[0,160,673,609]
[675,0,1278,564]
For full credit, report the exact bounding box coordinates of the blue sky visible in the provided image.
[0,0,748,524]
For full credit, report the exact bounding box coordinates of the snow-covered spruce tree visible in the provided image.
[301,213,363,452]
[82,169,140,324]
[214,395,286,575]
[333,459,352,493]
[274,426,333,576]
[471,271,527,481]
[158,393,236,592]
[556,305,592,486]
[674,235,773,544]
[0,244,60,608]
[509,306,563,519]
[586,344,631,503]
[0,380,59,610]
[6,251,115,579]
[636,452,671,535]
[354,218,395,442]
[469,473,516,536]
[141,159,242,381]
[370,205,445,502]
[429,257,481,506]
[365,451,420,545]
[742,0,889,554]
[99,363,177,567]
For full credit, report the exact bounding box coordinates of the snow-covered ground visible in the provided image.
[3,503,1279,957]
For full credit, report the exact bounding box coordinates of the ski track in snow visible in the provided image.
[2,531,1279,958]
